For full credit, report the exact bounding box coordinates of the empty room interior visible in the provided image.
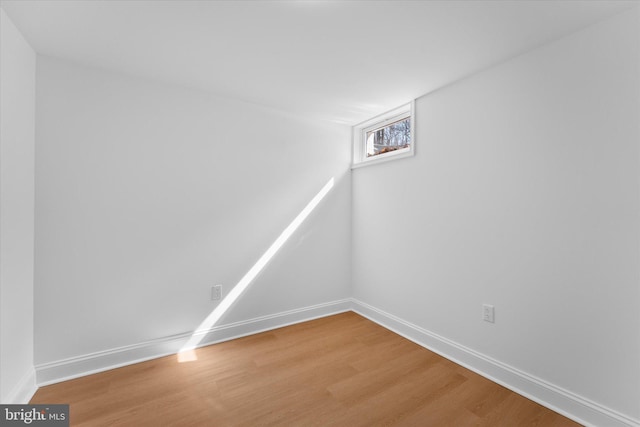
[1,1,639,426]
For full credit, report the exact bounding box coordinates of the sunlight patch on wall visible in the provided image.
[177,177,335,362]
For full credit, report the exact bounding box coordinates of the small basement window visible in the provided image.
[352,101,414,168]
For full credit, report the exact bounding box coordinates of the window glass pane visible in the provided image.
[365,117,411,157]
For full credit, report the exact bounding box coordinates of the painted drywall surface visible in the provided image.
[34,56,351,365]
[0,8,36,402]
[353,8,639,420]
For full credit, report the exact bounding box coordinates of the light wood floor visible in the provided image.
[31,312,581,426]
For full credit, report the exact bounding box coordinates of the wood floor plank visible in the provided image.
[31,312,582,426]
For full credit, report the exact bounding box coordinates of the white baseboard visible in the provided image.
[351,298,639,427]
[33,297,639,427]
[36,298,351,386]
[3,367,37,404]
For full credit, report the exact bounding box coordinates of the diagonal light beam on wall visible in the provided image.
[178,177,335,362]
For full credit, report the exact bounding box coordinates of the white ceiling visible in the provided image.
[1,0,636,124]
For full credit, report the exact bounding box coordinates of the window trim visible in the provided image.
[352,101,415,169]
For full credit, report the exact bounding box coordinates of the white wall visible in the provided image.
[0,8,37,403]
[353,7,639,425]
[35,56,351,371]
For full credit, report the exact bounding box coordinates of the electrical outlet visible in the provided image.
[482,304,495,323]
[211,285,222,301]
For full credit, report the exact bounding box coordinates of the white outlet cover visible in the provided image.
[482,304,495,323]
[212,285,222,301]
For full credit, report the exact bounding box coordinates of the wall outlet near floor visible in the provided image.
[482,304,495,323]
[212,285,222,301]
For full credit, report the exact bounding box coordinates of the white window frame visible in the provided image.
[352,101,415,169]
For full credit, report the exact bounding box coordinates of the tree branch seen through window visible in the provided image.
[365,117,411,157]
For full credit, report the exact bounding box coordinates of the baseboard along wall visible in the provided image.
[32,298,639,427]
[350,299,639,427]
[3,367,37,404]
[35,299,352,386]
